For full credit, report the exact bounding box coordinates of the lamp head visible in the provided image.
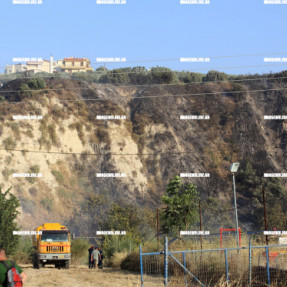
[230,162,240,173]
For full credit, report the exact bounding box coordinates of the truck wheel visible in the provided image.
[33,255,37,269]
[65,260,70,269]
[37,260,43,269]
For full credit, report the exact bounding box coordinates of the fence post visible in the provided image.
[249,238,252,287]
[265,246,270,287]
[182,252,187,287]
[164,237,168,286]
[140,245,144,287]
[276,256,278,269]
[224,249,229,284]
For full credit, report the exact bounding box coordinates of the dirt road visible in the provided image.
[21,265,160,287]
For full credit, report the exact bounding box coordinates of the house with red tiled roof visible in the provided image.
[57,57,93,74]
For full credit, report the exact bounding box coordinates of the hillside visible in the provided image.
[1,74,287,235]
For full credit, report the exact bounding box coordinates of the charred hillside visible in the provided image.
[0,74,287,234]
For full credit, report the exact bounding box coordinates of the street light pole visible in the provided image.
[232,172,240,249]
[230,162,240,249]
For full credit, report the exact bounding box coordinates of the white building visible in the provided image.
[5,56,56,74]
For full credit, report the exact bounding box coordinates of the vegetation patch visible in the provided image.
[3,137,16,150]
[52,169,65,184]
[25,165,40,184]
[40,198,54,211]
[19,197,36,215]
[69,121,86,145]
[2,167,15,181]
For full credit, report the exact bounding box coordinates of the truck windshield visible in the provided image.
[41,231,69,242]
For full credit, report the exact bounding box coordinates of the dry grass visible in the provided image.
[108,251,129,268]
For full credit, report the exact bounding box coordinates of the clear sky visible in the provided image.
[0,0,287,75]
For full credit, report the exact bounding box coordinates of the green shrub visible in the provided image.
[47,124,58,145]
[52,169,64,184]
[7,122,20,140]
[57,188,71,198]
[69,122,85,144]
[24,129,34,138]
[40,198,53,211]
[36,78,46,89]
[71,238,90,265]
[203,70,228,82]
[19,198,36,215]
[150,67,174,84]
[28,79,38,89]
[3,137,16,150]
[27,78,46,90]
[2,168,15,181]
[26,165,40,184]
[11,237,34,264]
[20,83,29,91]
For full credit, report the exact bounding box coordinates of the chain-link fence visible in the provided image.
[140,237,287,286]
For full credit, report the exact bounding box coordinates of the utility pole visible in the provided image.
[199,200,203,250]
[157,208,159,250]
[262,186,269,245]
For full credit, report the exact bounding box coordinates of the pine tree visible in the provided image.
[160,175,199,235]
[0,187,20,255]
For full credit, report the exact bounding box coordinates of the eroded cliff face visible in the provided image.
[1,77,287,233]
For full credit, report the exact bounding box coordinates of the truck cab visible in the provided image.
[33,223,71,269]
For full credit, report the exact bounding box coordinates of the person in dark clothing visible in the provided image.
[98,248,104,269]
[88,246,94,269]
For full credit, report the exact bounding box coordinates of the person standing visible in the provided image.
[91,247,101,269]
[0,246,28,287]
[98,248,104,269]
[88,246,94,269]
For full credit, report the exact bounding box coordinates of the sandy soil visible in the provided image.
[21,265,160,287]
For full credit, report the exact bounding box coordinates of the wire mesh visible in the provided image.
[251,246,287,287]
[140,238,287,286]
[168,251,227,286]
[142,253,164,285]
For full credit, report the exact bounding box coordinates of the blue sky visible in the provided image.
[0,0,287,75]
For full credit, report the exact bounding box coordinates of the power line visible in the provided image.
[1,74,287,95]
[58,87,287,103]
[0,147,207,157]
[90,52,287,65]
[0,63,287,78]
[1,86,287,105]
[0,87,91,94]
[2,52,287,68]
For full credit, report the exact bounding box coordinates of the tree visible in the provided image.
[129,66,149,84]
[236,160,287,230]
[102,203,142,235]
[160,175,199,235]
[100,203,144,258]
[99,69,129,85]
[96,66,108,72]
[203,70,228,82]
[27,78,46,90]
[150,67,174,84]
[0,187,20,255]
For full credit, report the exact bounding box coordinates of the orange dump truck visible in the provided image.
[33,223,71,269]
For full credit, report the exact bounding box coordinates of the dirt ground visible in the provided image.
[21,264,161,287]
